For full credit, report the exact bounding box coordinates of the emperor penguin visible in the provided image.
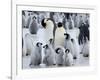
[71,38,80,59]
[23,33,38,56]
[54,22,66,48]
[55,46,65,66]
[43,44,56,66]
[63,49,74,66]
[29,14,39,34]
[82,40,89,57]
[41,18,54,44]
[29,42,43,66]
[64,33,75,59]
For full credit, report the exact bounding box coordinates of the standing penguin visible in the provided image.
[71,38,80,59]
[26,13,31,28]
[82,40,89,57]
[54,22,66,47]
[64,33,75,59]
[29,14,39,34]
[41,18,54,44]
[23,32,39,56]
[29,42,43,66]
[43,44,56,66]
[63,49,74,66]
[55,47,65,66]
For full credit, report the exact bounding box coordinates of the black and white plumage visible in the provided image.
[41,18,54,44]
[64,33,75,58]
[43,44,56,66]
[63,49,74,66]
[71,38,80,59]
[29,14,39,34]
[29,42,43,66]
[22,11,90,68]
[78,23,89,45]
[55,47,65,66]
[54,22,66,47]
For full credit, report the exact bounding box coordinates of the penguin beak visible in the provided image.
[41,19,46,28]
[41,43,43,45]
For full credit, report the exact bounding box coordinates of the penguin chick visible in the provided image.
[55,47,64,66]
[64,49,74,66]
[29,42,43,66]
[43,44,56,66]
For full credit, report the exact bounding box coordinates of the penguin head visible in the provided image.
[36,42,43,47]
[32,14,37,21]
[41,18,54,28]
[43,44,49,49]
[32,16,36,20]
[81,23,85,27]
[57,22,63,28]
[55,48,63,54]
[41,19,46,28]
[65,49,70,54]
[64,33,70,40]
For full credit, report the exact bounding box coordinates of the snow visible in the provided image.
[22,53,89,69]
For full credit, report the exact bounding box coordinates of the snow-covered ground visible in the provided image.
[22,54,89,69]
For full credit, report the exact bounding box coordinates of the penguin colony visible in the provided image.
[22,11,90,68]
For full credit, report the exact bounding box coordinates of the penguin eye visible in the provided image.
[71,38,74,42]
[40,43,42,45]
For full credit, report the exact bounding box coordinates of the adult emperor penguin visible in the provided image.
[41,18,54,44]
[54,22,66,48]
